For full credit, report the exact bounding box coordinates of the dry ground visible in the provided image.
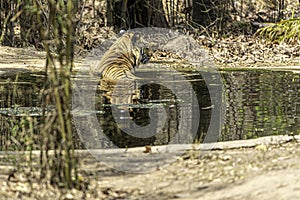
[1,135,300,199]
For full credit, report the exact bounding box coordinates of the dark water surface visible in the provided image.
[0,68,300,148]
[222,69,300,140]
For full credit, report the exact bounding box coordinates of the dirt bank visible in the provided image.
[0,35,300,75]
[1,135,300,199]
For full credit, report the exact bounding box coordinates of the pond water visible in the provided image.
[222,69,300,140]
[0,68,300,149]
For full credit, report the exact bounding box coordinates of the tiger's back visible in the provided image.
[94,32,147,80]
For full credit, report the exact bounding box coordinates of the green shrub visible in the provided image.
[256,18,300,44]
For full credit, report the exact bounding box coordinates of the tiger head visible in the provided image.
[140,48,151,64]
[131,46,151,69]
[129,32,152,66]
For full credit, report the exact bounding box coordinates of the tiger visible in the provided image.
[93,31,150,80]
[92,31,150,106]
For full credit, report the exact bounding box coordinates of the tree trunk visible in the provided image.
[106,0,168,30]
[106,0,114,26]
[278,0,284,21]
[150,0,168,27]
[192,0,216,27]
[192,0,229,34]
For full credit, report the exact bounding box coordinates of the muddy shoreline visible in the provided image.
[1,135,300,199]
[0,40,299,74]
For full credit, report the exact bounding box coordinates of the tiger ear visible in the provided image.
[118,29,127,36]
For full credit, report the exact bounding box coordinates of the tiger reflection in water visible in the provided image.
[94,31,150,105]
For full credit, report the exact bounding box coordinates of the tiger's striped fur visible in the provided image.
[95,32,149,80]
